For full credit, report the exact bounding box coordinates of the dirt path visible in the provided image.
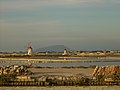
[28,68,94,76]
[0,86,120,90]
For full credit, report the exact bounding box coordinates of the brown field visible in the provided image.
[28,67,94,76]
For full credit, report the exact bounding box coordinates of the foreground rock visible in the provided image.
[0,65,32,75]
[92,65,120,81]
[0,65,120,86]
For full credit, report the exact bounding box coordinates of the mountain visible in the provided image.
[34,45,73,52]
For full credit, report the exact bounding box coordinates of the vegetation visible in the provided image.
[96,74,104,81]
[112,72,120,81]
[0,74,16,84]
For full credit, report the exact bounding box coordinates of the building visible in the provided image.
[27,46,32,55]
[62,49,68,55]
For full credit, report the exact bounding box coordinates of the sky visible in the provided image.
[0,0,120,52]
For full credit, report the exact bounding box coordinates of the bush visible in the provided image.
[0,74,16,84]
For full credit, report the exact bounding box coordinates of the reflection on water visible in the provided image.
[0,57,120,67]
[0,60,28,66]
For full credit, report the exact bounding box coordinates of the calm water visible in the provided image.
[33,62,120,67]
[0,57,120,67]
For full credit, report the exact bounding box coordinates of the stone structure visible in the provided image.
[92,65,120,81]
[0,65,32,75]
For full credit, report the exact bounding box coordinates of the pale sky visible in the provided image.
[0,0,120,52]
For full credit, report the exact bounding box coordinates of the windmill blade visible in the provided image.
[28,42,31,47]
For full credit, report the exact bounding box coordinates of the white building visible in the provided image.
[62,49,68,55]
[27,47,32,55]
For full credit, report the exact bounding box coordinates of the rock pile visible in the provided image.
[92,65,120,80]
[0,65,32,75]
[35,74,88,85]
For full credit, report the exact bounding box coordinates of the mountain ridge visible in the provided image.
[34,45,73,52]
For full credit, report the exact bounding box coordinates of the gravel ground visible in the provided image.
[0,86,120,90]
[28,67,94,77]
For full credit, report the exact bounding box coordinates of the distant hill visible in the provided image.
[34,45,73,52]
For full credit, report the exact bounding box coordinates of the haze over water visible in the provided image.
[0,0,120,51]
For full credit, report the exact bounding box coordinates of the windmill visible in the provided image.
[27,42,32,55]
[62,48,68,55]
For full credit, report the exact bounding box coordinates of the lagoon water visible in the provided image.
[0,57,120,67]
[33,61,120,67]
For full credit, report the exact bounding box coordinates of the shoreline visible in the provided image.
[0,57,120,63]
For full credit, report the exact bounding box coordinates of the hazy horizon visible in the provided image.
[0,0,120,52]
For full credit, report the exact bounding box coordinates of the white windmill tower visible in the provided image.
[63,48,68,55]
[27,42,32,55]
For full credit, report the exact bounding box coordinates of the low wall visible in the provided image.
[0,80,120,86]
